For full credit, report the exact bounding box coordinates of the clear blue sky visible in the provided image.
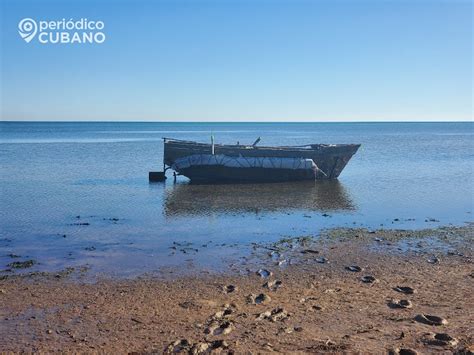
[0,0,472,121]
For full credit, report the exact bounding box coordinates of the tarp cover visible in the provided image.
[172,154,316,170]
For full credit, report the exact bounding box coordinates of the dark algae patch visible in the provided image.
[7,259,36,269]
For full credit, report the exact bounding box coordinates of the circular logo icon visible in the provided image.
[18,18,38,43]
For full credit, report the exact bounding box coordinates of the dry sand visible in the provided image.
[1,225,473,353]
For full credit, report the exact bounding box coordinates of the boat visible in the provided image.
[163,138,360,183]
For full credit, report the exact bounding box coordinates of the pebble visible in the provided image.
[394,286,416,294]
[422,332,458,347]
[389,348,418,355]
[360,275,378,284]
[264,280,282,291]
[427,256,440,264]
[257,307,289,322]
[389,299,413,309]
[165,339,191,353]
[345,265,362,272]
[315,257,328,264]
[247,293,271,305]
[212,308,233,320]
[256,269,272,278]
[223,285,236,293]
[301,249,319,254]
[205,320,234,336]
[414,314,448,326]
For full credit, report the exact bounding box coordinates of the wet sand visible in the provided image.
[1,225,473,353]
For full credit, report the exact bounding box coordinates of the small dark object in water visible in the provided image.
[256,269,272,278]
[71,222,90,226]
[149,171,166,182]
[345,265,362,272]
[8,260,36,269]
[423,332,458,346]
[414,314,448,326]
[360,275,378,284]
[394,286,416,294]
[84,246,96,251]
[7,254,20,258]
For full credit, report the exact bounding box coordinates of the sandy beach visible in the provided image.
[3,0,473,351]
[1,225,473,353]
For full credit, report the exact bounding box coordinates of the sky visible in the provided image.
[0,0,472,122]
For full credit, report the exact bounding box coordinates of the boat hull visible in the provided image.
[176,165,320,183]
[164,139,360,179]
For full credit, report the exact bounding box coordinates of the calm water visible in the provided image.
[1,122,473,276]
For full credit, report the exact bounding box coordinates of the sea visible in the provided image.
[1,122,473,277]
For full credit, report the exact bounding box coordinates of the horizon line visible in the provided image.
[1,120,473,124]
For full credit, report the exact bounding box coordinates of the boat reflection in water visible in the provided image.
[164,180,355,217]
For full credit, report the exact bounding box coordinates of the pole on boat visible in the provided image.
[148,137,167,182]
[163,137,166,172]
[211,134,215,155]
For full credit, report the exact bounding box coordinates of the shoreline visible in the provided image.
[1,225,473,353]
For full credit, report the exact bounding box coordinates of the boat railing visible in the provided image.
[163,137,320,148]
